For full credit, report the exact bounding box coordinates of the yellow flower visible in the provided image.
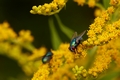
[87,38,120,77]
[107,6,114,14]
[48,64,75,80]
[72,65,87,78]
[110,0,119,6]
[88,0,96,7]
[32,43,81,79]
[32,64,50,80]
[0,22,44,76]
[73,0,99,8]
[75,44,87,58]
[28,47,47,61]
[73,0,86,6]
[94,8,103,17]
[50,43,74,72]
[17,30,34,42]
[1,0,119,79]
[83,6,120,47]
[30,0,68,15]
[73,37,120,79]
[0,22,17,41]
[109,37,120,68]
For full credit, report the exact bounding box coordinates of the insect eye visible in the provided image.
[72,47,75,50]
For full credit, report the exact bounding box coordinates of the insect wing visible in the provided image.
[71,32,78,41]
[42,56,48,63]
[45,52,53,57]
[76,30,86,42]
[42,56,52,63]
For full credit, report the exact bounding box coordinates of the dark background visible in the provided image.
[0,0,95,80]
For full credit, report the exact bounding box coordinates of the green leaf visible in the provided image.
[103,0,110,9]
[99,71,120,80]
[86,46,98,69]
[48,17,62,50]
[54,14,74,39]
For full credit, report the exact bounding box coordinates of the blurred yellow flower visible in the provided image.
[0,21,47,76]
[94,8,103,17]
[88,0,96,7]
[110,0,120,6]
[17,30,34,42]
[73,0,98,8]
[74,0,86,6]
[0,22,17,41]
[28,47,47,61]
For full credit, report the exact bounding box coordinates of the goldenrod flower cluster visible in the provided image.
[94,9,103,17]
[30,0,120,80]
[74,0,97,7]
[0,21,47,76]
[110,0,120,6]
[32,43,76,80]
[18,30,33,42]
[71,37,120,79]
[32,64,50,80]
[1,0,120,80]
[88,38,120,77]
[30,0,68,16]
[83,6,120,47]
[72,65,87,78]
[72,0,120,79]
[0,21,17,41]
[31,42,89,79]
[74,0,86,6]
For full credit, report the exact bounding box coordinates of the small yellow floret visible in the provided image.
[74,0,86,6]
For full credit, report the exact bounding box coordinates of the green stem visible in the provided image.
[54,14,74,39]
[48,17,62,49]
[11,39,35,51]
[111,6,120,22]
[86,46,98,69]
[96,3,105,10]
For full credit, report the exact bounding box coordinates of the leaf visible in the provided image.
[103,0,110,9]
[99,71,120,80]
[54,14,74,39]
[48,17,62,50]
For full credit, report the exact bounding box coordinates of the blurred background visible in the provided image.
[0,0,95,80]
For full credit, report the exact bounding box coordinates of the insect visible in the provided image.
[42,52,53,64]
[69,30,86,52]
